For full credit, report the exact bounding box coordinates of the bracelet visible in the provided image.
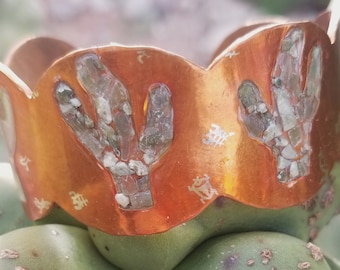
[0,10,339,236]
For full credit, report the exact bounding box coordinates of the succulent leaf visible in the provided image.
[175,231,331,270]
[0,163,32,235]
[315,215,340,269]
[0,224,118,269]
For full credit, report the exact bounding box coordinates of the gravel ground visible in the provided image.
[0,0,328,161]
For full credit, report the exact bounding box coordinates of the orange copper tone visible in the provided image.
[0,22,339,236]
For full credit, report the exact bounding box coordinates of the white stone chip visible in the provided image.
[274,90,297,131]
[70,98,81,108]
[95,96,112,124]
[115,193,130,208]
[281,144,298,160]
[122,102,132,115]
[263,123,282,143]
[84,115,95,128]
[110,161,132,176]
[277,156,291,170]
[290,161,300,178]
[275,137,289,147]
[143,151,155,165]
[59,104,74,114]
[102,152,118,168]
[257,103,267,113]
[128,160,148,176]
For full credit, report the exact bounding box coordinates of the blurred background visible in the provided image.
[0,0,330,162]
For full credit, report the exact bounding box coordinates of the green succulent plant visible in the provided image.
[175,231,331,270]
[315,215,340,269]
[2,165,338,270]
[86,163,340,270]
[246,0,330,14]
[0,224,117,269]
[0,163,32,235]
[1,1,340,270]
